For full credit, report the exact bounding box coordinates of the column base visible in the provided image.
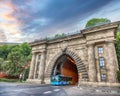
[44,78,50,84]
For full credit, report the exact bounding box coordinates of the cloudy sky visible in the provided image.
[0,0,120,43]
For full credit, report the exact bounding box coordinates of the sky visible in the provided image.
[0,0,120,43]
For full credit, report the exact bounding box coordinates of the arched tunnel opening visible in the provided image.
[51,54,78,85]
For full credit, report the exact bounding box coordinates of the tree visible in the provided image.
[0,45,10,60]
[85,18,111,28]
[116,25,120,70]
[20,42,31,57]
[117,71,120,82]
[2,60,11,73]
[0,42,31,77]
[0,58,4,71]
[6,46,24,76]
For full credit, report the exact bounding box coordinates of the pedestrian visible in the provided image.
[22,73,25,81]
[19,73,22,82]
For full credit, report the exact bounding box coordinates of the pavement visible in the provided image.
[0,82,67,96]
[0,82,120,96]
[63,85,120,96]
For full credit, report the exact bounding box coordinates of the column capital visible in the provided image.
[105,39,116,43]
[86,42,95,47]
[42,50,46,53]
[32,50,46,54]
[32,52,36,55]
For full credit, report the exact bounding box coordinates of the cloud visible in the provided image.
[0,0,120,43]
[0,0,23,42]
[32,0,113,39]
[82,0,120,23]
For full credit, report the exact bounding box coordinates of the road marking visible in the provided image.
[43,91,52,94]
[53,89,60,92]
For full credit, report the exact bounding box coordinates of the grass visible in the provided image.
[0,78,19,82]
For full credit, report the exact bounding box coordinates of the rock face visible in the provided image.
[27,21,120,86]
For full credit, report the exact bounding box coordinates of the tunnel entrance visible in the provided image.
[51,54,78,85]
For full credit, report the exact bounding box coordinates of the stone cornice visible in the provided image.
[47,33,83,44]
[30,40,47,47]
[30,33,83,46]
[81,21,120,34]
[30,21,120,47]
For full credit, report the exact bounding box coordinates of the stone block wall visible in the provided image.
[27,21,120,86]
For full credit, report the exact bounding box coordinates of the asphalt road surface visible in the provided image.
[0,82,120,96]
[0,82,67,96]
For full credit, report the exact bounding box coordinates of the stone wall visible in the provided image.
[27,21,120,86]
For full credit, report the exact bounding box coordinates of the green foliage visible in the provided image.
[7,47,24,76]
[20,43,32,57]
[85,18,111,28]
[22,67,30,81]
[116,25,120,70]
[0,78,19,82]
[117,71,120,82]
[54,33,65,38]
[0,42,31,77]
[0,58,4,70]
[0,45,13,60]
[1,60,11,72]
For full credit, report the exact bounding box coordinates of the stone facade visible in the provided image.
[27,21,120,86]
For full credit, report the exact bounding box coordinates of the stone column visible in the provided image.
[96,59,101,82]
[38,50,46,83]
[33,54,39,79]
[28,53,36,79]
[107,41,118,83]
[88,44,97,82]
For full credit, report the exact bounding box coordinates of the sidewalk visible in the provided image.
[63,85,120,96]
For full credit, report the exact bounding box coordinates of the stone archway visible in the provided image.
[45,49,88,84]
[27,22,119,86]
[51,54,79,85]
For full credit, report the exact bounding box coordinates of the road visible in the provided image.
[0,82,120,96]
[0,82,67,96]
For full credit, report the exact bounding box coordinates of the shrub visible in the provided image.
[0,78,19,82]
[117,70,120,82]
